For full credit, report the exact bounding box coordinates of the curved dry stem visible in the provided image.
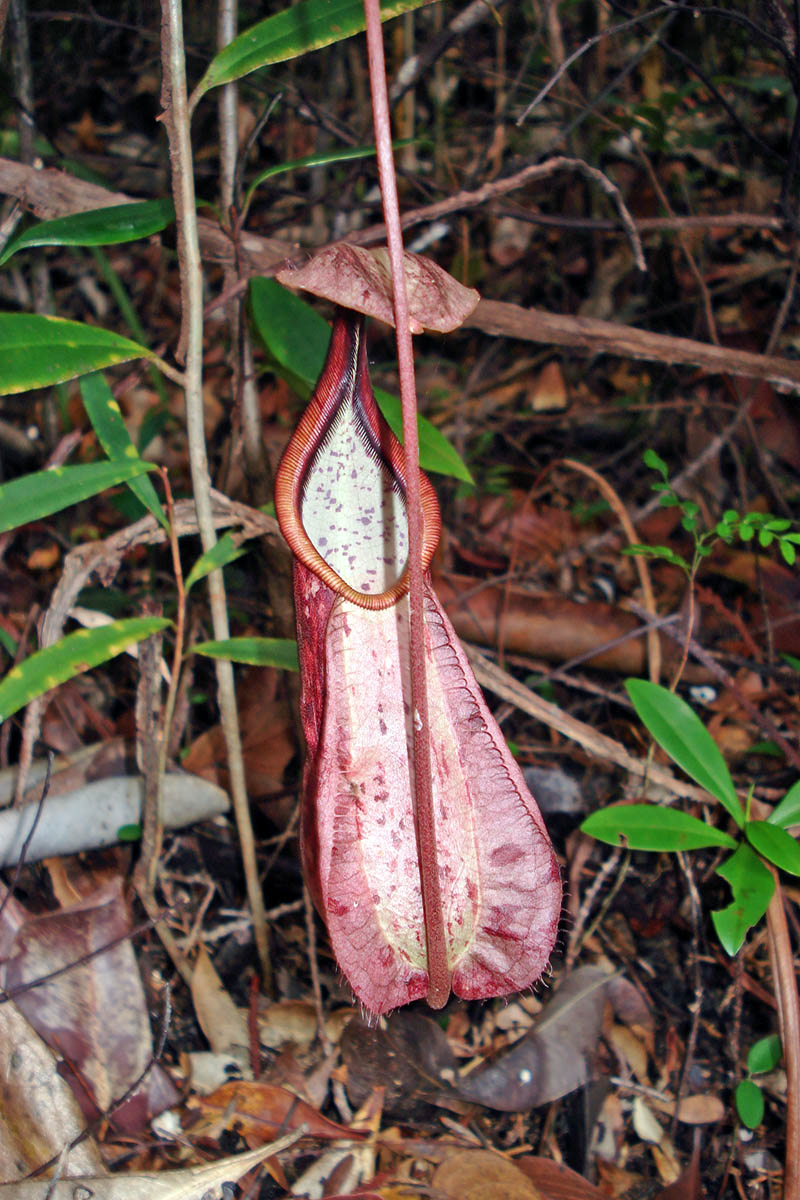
[766,870,800,1200]
[159,0,271,988]
[561,457,661,685]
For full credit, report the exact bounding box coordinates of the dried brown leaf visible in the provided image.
[455,966,610,1111]
[517,1156,609,1200]
[187,1080,360,1143]
[0,1137,298,1199]
[341,1010,459,1115]
[0,877,178,1133]
[276,244,479,333]
[433,1150,542,1200]
[190,944,250,1063]
[0,1000,105,1180]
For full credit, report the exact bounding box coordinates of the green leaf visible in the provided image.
[643,448,668,476]
[768,780,800,829]
[745,820,800,875]
[193,0,433,102]
[781,541,796,566]
[244,140,415,213]
[0,459,157,534]
[184,534,248,592]
[0,313,153,394]
[746,740,782,757]
[622,544,690,571]
[747,1034,782,1075]
[580,804,738,851]
[117,823,142,842]
[248,277,472,483]
[0,626,17,657]
[784,654,800,672]
[712,844,774,955]
[193,637,299,671]
[735,1079,764,1129]
[625,679,743,826]
[79,373,167,529]
[0,199,175,266]
[0,616,171,720]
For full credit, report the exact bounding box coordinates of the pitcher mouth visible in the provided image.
[274,309,441,610]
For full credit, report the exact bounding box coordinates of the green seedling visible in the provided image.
[626,449,800,572]
[736,1035,783,1129]
[581,679,800,955]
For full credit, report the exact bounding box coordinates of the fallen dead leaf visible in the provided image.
[530,360,568,411]
[607,1023,650,1083]
[342,1010,458,1116]
[433,1149,542,1199]
[517,1156,609,1200]
[0,876,179,1134]
[190,943,250,1067]
[183,677,295,799]
[26,541,61,570]
[186,1079,361,1144]
[0,1135,300,1199]
[0,1000,105,1180]
[455,966,610,1111]
[649,1092,725,1125]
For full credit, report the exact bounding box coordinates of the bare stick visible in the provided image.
[766,871,800,1200]
[364,0,449,1009]
[159,0,271,989]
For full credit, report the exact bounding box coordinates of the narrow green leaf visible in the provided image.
[0,616,171,721]
[0,313,153,394]
[184,534,248,592]
[249,277,473,483]
[0,199,175,266]
[193,0,433,101]
[0,626,18,657]
[784,654,800,672]
[747,1034,782,1075]
[735,1079,764,1129]
[768,780,800,829]
[580,804,738,851]
[622,544,691,571]
[746,820,800,875]
[625,679,743,826]
[79,373,167,529]
[244,141,415,213]
[193,637,299,671]
[712,844,774,955]
[0,459,156,534]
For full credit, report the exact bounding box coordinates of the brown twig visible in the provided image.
[159,0,271,989]
[463,298,800,393]
[560,458,661,685]
[765,868,800,1199]
[466,644,725,805]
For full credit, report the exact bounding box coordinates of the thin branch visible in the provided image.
[158,0,271,987]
